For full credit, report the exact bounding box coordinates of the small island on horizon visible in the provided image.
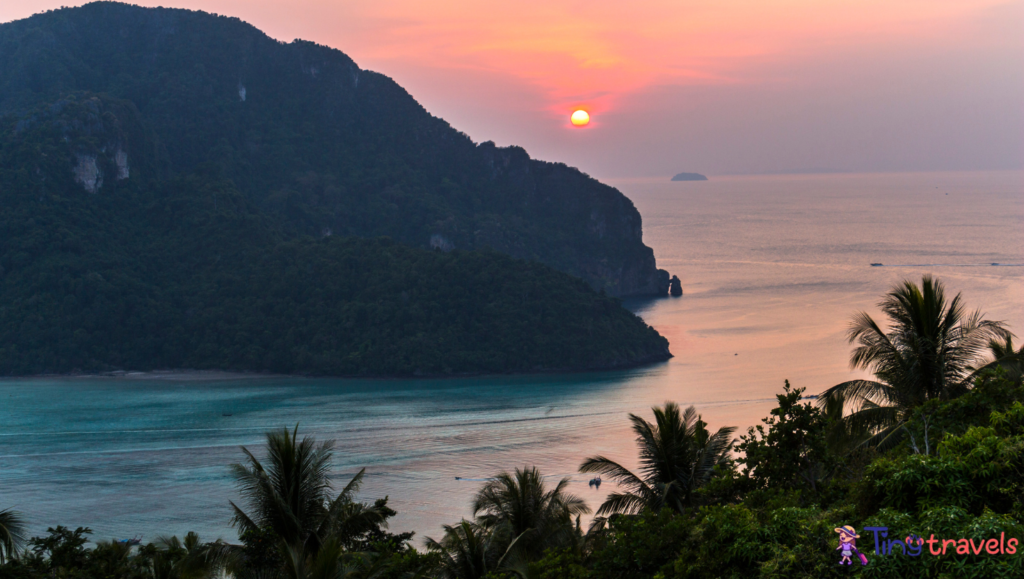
[671,172,708,181]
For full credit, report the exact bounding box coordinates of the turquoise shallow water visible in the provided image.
[1,372,684,544]
[1,170,1022,545]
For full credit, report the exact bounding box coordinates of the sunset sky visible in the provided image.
[4,0,1022,178]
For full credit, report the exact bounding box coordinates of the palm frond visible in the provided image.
[0,509,26,565]
[819,378,900,410]
[578,457,648,492]
[691,426,737,485]
[593,492,649,517]
[426,520,497,579]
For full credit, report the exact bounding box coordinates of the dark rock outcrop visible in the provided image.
[655,269,671,295]
[670,275,683,297]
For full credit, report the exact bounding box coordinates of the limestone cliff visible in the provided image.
[12,95,141,194]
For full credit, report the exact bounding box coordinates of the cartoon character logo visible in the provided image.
[835,526,869,566]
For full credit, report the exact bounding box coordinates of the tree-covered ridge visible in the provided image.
[0,1,668,296]
[0,232,671,376]
[0,85,670,375]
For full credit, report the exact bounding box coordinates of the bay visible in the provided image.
[1,170,1021,544]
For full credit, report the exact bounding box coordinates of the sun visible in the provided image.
[570,110,590,126]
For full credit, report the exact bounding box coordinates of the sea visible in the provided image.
[1,170,1021,545]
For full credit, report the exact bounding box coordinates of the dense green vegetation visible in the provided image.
[0,2,669,297]
[1,277,1021,578]
[0,93,669,375]
[0,2,672,375]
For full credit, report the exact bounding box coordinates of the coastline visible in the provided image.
[4,352,673,383]
[6,369,284,381]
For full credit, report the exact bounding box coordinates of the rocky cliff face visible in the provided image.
[9,95,143,195]
[72,154,102,193]
[0,2,668,296]
[471,142,670,295]
[70,146,129,193]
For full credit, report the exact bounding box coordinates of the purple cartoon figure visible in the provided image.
[835,526,869,566]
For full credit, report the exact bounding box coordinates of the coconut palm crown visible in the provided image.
[425,520,500,579]
[471,467,589,561]
[229,426,385,564]
[579,402,736,517]
[978,336,1024,386]
[145,532,233,579]
[817,275,1011,449]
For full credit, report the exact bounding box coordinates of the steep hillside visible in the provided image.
[0,93,671,376]
[0,1,670,296]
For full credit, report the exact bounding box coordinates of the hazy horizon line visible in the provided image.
[601,168,1024,182]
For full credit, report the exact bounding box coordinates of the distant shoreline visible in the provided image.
[7,370,280,381]
[5,355,673,382]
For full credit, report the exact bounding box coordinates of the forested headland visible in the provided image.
[0,3,675,376]
[0,96,667,374]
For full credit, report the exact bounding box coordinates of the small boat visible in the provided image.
[222,413,233,417]
[119,536,142,546]
[870,263,883,267]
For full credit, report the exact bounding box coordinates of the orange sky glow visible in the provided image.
[3,0,1022,176]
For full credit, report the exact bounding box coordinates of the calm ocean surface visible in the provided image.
[2,171,1022,544]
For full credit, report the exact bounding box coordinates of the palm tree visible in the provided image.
[229,426,385,576]
[277,537,388,579]
[0,508,26,564]
[579,403,736,517]
[817,276,1011,449]
[471,467,589,562]
[425,520,500,579]
[145,532,234,579]
[979,336,1024,385]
